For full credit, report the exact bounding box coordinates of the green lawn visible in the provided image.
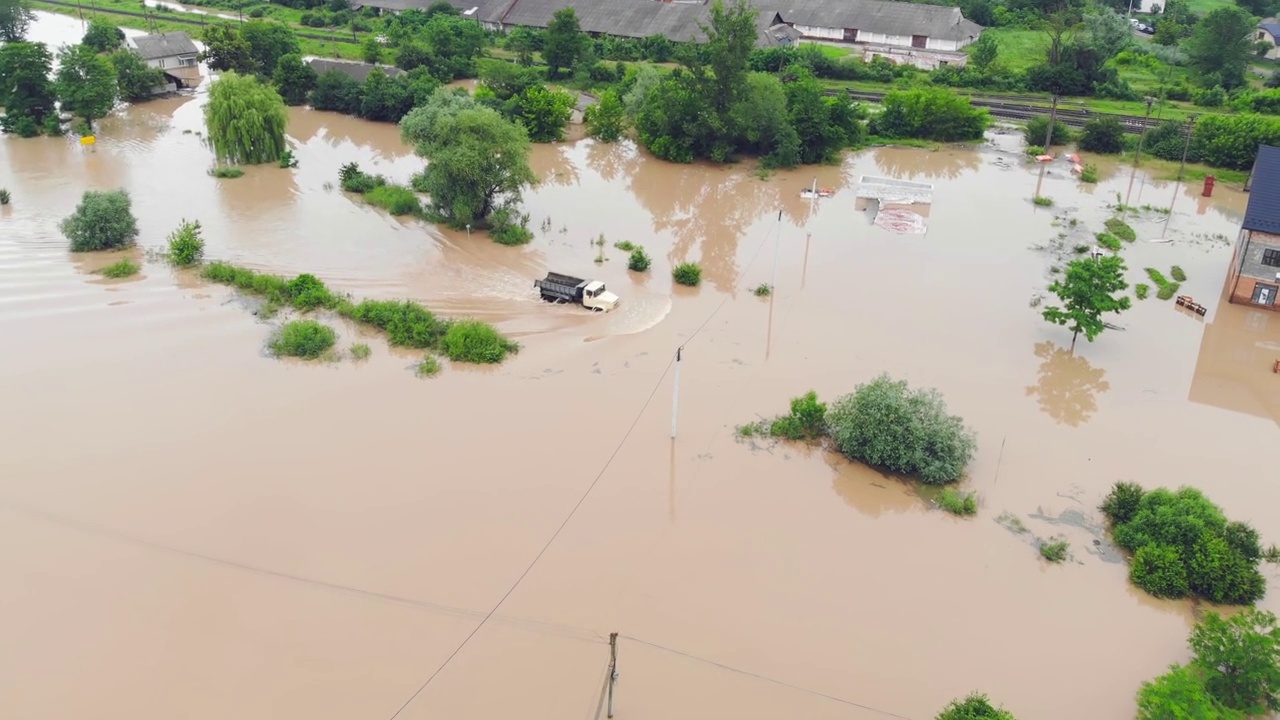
[1188,0,1234,12]
[974,28,1048,72]
[803,41,856,59]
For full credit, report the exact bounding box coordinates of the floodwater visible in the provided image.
[3,12,1279,720]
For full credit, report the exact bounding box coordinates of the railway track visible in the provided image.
[834,89,1162,133]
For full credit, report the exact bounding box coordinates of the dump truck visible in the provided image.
[534,272,620,312]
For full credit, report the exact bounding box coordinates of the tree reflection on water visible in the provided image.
[1025,340,1111,427]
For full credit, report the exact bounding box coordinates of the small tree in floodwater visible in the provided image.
[936,692,1018,720]
[61,189,139,251]
[204,71,288,165]
[1041,255,1131,350]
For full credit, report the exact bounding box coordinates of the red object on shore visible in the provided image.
[1203,175,1215,197]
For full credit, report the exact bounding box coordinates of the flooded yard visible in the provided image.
[3,12,1279,720]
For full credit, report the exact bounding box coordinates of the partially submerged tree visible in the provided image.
[1041,254,1131,349]
[512,84,574,142]
[585,88,626,142]
[82,18,125,53]
[400,90,535,228]
[204,71,288,165]
[0,41,56,135]
[199,23,256,75]
[56,43,119,131]
[272,52,316,106]
[60,189,140,252]
[1136,665,1233,720]
[1189,609,1280,714]
[110,50,165,102]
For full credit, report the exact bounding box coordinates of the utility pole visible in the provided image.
[1125,96,1156,207]
[607,633,619,719]
[1176,113,1197,184]
[769,208,782,292]
[1034,94,1060,200]
[670,347,681,439]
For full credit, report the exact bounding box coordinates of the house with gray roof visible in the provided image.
[307,58,406,82]
[125,31,202,91]
[1229,144,1280,310]
[1256,21,1280,60]
[763,0,981,52]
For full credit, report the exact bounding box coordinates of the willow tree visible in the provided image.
[204,71,288,165]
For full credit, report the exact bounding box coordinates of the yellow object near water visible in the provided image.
[79,135,95,146]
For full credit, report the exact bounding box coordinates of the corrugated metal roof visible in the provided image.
[307,58,406,82]
[1244,145,1280,233]
[770,0,978,41]
[495,0,712,41]
[128,31,198,60]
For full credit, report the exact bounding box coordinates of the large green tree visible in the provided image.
[199,24,256,74]
[359,66,411,122]
[272,52,316,106]
[110,50,165,102]
[56,44,119,131]
[584,88,626,142]
[0,0,34,42]
[240,20,300,77]
[420,13,486,80]
[1186,7,1255,89]
[400,89,535,228]
[1041,254,1131,349]
[700,0,758,117]
[308,69,362,114]
[82,18,124,53]
[543,8,585,79]
[204,71,288,165]
[511,84,574,142]
[0,41,56,136]
[1190,609,1280,714]
[1137,664,1241,720]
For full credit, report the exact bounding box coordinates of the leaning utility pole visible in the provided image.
[670,348,682,439]
[1033,94,1060,199]
[1176,114,1197,184]
[607,633,619,718]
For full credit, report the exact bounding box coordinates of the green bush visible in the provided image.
[1105,217,1136,242]
[870,86,989,142]
[825,374,976,485]
[1078,117,1125,154]
[286,273,337,311]
[1188,114,1280,171]
[936,692,1017,720]
[1024,144,1045,157]
[209,165,245,178]
[1080,164,1099,183]
[1145,267,1180,300]
[753,283,772,296]
[167,219,205,267]
[338,161,387,193]
[350,342,371,359]
[440,320,518,363]
[614,240,636,252]
[1135,283,1150,300]
[1096,232,1122,251]
[628,247,651,272]
[1032,196,1053,207]
[364,184,421,216]
[0,188,10,205]
[672,262,702,286]
[61,189,140,252]
[1171,265,1187,282]
[1103,482,1268,604]
[1189,609,1280,714]
[1023,115,1073,147]
[1136,665,1229,720]
[270,320,337,359]
[938,487,978,516]
[766,391,827,441]
[489,208,534,246]
[1040,539,1069,563]
[347,299,448,348]
[416,354,441,377]
[100,258,139,278]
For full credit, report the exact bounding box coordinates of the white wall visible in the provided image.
[793,25,974,51]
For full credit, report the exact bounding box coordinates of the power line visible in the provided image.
[619,635,916,720]
[383,352,679,720]
[679,208,784,350]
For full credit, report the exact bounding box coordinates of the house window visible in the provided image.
[843,27,858,42]
[1252,282,1278,306]
[1263,248,1280,267]
[911,34,927,48]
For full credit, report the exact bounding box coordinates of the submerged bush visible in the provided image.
[440,320,518,363]
[628,246,651,272]
[1040,539,1069,563]
[1096,232,1122,251]
[364,184,421,216]
[1023,115,1073,147]
[936,693,1017,720]
[270,319,337,359]
[1101,482,1269,605]
[0,188,11,205]
[938,488,978,516]
[209,165,245,178]
[167,219,205,267]
[1105,217,1136,242]
[672,262,702,287]
[767,391,827,441]
[100,258,139,278]
[61,189,140,252]
[825,374,976,485]
[347,299,448,348]
[350,342,371,359]
[416,354,441,377]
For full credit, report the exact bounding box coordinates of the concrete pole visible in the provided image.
[770,209,782,292]
[670,347,681,439]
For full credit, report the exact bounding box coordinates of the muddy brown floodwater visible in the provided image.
[3,12,1280,720]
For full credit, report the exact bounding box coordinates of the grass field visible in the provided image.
[1187,0,1234,12]
[974,28,1049,72]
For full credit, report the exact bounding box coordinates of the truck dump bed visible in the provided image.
[534,272,588,303]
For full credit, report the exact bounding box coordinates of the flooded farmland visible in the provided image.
[3,11,1280,720]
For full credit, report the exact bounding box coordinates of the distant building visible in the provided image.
[1256,21,1280,60]
[1228,144,1280,310]
[125,31,201,92]
[346,0,979,59]
[306,58,407,82]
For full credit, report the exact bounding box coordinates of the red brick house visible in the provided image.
[1229,144,1280,310]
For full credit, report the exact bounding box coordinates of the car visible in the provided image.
[1138,23,1155,34]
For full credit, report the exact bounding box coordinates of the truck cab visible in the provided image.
[582,281,620,312]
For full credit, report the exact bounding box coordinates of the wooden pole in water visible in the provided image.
[670,347,681,439]
[770,208,782,291]
[607,632,619,718]
[1033,94,1059,200]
